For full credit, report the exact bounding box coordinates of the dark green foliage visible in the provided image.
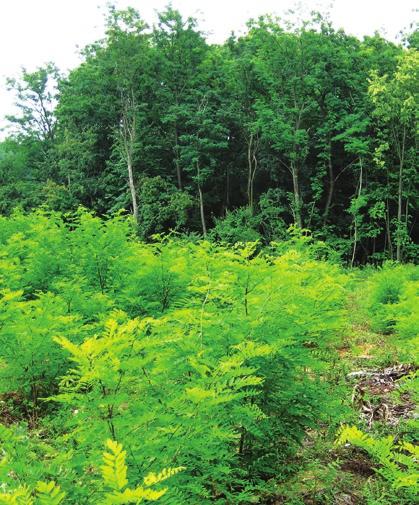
[1,6,417,263]
[136,176,192,239]
[210,207,262,243]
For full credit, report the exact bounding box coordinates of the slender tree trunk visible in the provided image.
[247,132,258,213]
[290,104,304,228]
[385,199,394,259]
[323,141,334,224]
[247,134,253,210]
[396,128,406,262]
[198,185,207,237]
[351,158,363,268]
[174,126,182,190]
[197,161,207,237]
[291,161,302,228]
[121,90,139,224]
[127,155,138,223]
[225,165,230,213]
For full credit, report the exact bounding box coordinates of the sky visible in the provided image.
[0,0,417,135]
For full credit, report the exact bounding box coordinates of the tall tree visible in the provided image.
[153,7,208,190]
[369,50,419,261]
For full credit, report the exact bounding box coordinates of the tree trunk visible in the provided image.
[121,90,139,224]
[247,132,258,213]
[196,160,207,237]
[396,128,406,262]
[174,127,182,190]
[225,165,230,213]
[291,161,302,228]
[385,199,394,259]
[323,142,334,224]
[198,185,207,237]
[351,158,363,268]
[127,155,138,223]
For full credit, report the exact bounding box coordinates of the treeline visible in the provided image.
[1,6,418,263]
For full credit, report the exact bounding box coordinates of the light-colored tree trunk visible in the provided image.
[247,132,258,213]
[174,126,183,190]
[127,155,138,222]
[121,90,139,223]
[396,127,406,262]
[291,160,302,228]
[198,185,207,237]
[351,158,363,268]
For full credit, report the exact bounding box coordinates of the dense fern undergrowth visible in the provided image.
[0,210,417,504]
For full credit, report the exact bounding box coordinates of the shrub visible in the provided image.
[210,207,262,244]
[365,262,418,333]
[0,211,351,503]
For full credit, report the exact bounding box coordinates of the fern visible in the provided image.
[35,482,65,505]
[0,486,33,505]
[0,482,64,505]
[337,425,418,500]
[101,439,184,505]
[0,439,181,505]
[101,440,129,491]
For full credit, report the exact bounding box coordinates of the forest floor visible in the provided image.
[273,293,417,505]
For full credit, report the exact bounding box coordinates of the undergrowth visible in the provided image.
[0,210,417,504]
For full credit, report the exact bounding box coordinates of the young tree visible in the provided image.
[105,7,154,223]
[251,20,320,228]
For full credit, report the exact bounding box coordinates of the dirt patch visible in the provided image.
[347,364,417,427]
[0,391,23,425]
[340,451,375,477]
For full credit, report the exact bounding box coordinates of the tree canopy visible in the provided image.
[1,6,418,263]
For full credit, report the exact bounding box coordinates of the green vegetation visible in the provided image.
[0,4,417,504]
[337,426,418,501]
[0,211,417,503]
[1,6,418,263]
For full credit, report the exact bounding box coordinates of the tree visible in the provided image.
[104,7,155,223]
[153,7,208,190]
[250,19,321,228]
[369,50,419,261]
[6,63,59,143]
[179,91,228,236]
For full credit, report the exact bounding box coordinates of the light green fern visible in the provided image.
[337,425,418,499]
[101,439,185,505]
[0,482,64,505]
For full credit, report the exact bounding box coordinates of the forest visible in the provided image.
[0,4,418,505]
[0,6,418,263]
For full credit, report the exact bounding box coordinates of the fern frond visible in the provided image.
[102,440,128,491]
[102,486,167,504]
[143,467,185,487]
[36,481,66,505]
[0,486,33,505]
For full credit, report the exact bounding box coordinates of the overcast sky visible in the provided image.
[0,0,417,135]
